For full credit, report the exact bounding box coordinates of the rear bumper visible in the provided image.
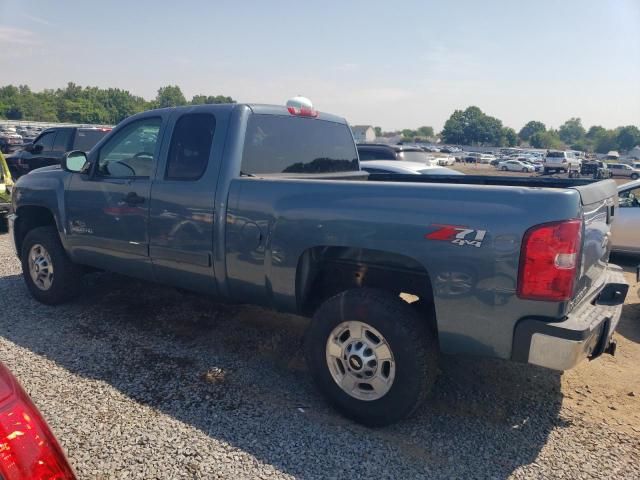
[512,265,628,371]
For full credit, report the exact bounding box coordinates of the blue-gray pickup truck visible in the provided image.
[7,100,628,426]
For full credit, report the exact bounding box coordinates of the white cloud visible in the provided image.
[0,26,39,46]
[22,14,53,27]
[0,26,41,60]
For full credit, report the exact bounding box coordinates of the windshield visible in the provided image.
[242,115,358,175]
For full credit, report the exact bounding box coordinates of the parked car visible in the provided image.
[498,160,535,172]
[421,145,440,153]
[6,126,111,178]
[357,143,436,165]
[543,150,581,174]
[0,362,76,478]
[360,160,463,176]
[520,160,542,172]
[0,151,13,230]
[436,156,456,166]
[8,99,627,427]
[607,163,640,180]
[0,131,23,154]
[611,179,640,254]
[580,160,612,179]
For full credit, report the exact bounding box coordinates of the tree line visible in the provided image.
[0,83,234,125]
[378,106,640,153]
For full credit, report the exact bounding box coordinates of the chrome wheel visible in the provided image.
[325,321,396,401]
[28,244,54,291]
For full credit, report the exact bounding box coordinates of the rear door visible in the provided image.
[612,183,640,252]
[65,115,165,279]
[148,109,228,294]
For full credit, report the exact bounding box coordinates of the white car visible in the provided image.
[436,156,456,166]
[543,151,581,174]
[497,160,535,172]
[611,179,640,254]
[360,160,463,176]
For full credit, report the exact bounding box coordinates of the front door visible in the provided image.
[65,116,164,279]
[613,184,640,253]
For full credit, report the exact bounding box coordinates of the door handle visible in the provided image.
[124,191,145,206]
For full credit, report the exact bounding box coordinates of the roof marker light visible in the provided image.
[286,96,318,117]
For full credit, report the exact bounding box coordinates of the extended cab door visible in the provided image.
[65,115,165,279]
[148,109,228,294]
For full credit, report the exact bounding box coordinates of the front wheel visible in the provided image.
[501,166,508,171]
[305,288,438,426]
[631,173,639,180]
[20,226,83,305]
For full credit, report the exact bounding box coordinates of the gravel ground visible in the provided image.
[0,233,638,479]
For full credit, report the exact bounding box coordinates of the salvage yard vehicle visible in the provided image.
[543,150,581,174]
[356,143,436,165]
[8,99,628,426]
[607,163,640,180]
[498,159,535,173]
[6,126,111,179]
[611,179,640,254]
[360,160,462,176]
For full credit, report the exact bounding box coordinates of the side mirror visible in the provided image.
[61,151,89,173]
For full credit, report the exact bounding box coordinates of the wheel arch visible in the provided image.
[295,246,435,316]
[14,205,60,258]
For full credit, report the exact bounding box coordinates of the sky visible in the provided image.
[0,0,639,132]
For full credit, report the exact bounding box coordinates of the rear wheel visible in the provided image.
[20,226,83,305]
[501,166,508,171]
[305,288,438,427]
[522,167,528,173]
[631,173,639,180]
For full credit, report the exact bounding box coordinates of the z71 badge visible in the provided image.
[425,224,487,248]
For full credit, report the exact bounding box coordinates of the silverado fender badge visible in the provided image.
[425,224,486,248]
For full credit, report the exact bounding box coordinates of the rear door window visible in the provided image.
[73,129,110,152]
[242,115,358,175]
[165,113,216,180]
[52,129,73,152]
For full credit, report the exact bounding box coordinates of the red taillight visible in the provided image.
[517,219,582,301]
[287,106,318,117]
[0,366,75,480]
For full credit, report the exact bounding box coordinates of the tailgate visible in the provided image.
[571,179,618,307]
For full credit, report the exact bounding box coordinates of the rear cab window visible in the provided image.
[241,115,358,175]
[398,150,430,162]
[165,113,216,180]
[52,129,73,152]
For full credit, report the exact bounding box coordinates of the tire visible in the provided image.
[304,288,438,427]
[522,168,528,173]
[501,166,508,171]
[20,226,83,305]
[631,173,639,180]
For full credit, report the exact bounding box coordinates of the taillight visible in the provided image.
[517,219,582,301]
[0,365,75,480]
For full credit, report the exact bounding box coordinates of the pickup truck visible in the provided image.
[7,99,628,426]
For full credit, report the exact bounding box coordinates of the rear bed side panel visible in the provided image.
[225,178,583,359]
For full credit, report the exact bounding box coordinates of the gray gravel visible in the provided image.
[0,233,638,479]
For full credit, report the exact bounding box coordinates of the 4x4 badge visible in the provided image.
[425,224,486,248]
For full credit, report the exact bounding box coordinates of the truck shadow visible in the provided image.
[0,271,563,479]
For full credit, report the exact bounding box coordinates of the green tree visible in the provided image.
[530,130,564,149]
[616,125,640,151]
[416,126,434,139]
[374,126,382,137]
[401,129,416,140]
[190,94,234,105]
[518,121,546,142]
[558,117,586,145]
[593,130,619,154]
[501,127,518,147]
[441,106,504,145]
[155,85,187,108]
[586,125,607,139]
